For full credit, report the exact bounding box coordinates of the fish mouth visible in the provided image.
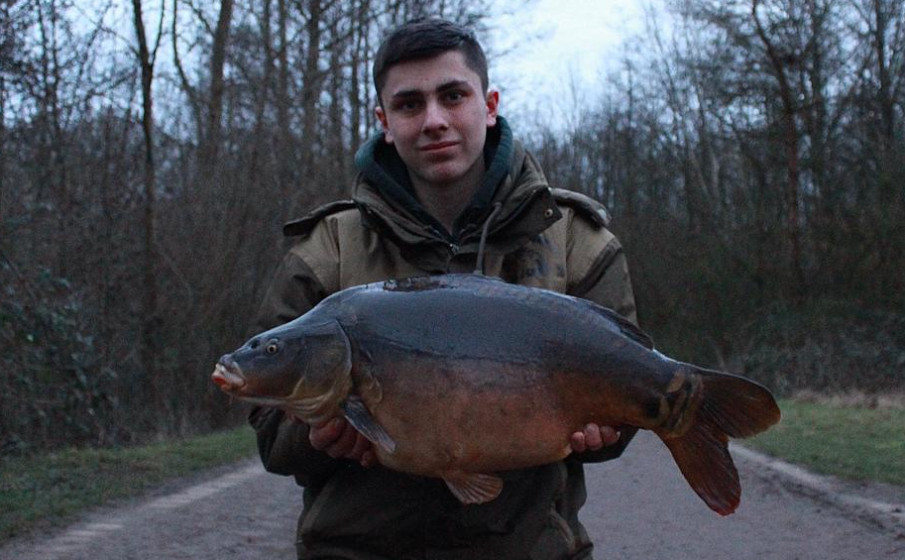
[211,357,247,393]
[210,355,295,410]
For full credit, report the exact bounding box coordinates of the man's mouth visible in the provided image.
[420,141,458,152]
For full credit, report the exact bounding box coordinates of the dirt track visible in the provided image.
[2,432,903,559]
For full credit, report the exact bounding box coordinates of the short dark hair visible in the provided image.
[373,18,489,102]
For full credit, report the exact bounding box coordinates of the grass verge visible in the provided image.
[745,399,905,486]
[0,426,257,541]
[3,401,903,544]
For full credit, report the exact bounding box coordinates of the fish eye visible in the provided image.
[265,340,280,355]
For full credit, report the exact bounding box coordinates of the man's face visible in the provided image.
[375,50,499,194]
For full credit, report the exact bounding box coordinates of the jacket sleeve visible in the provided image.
[565,210,640,463]
[247,249,341,487]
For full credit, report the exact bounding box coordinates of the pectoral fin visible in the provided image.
[340,396,396,454]
[442,471,504,504]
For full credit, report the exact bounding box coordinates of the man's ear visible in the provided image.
[375,106,394,144]
[485,89,500,127]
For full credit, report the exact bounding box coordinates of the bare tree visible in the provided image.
[130,0,165,411]
[200,0,235,172]
[750,0,809,299]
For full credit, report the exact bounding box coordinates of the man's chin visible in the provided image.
[414,166,470,188]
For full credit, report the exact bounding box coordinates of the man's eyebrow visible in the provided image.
[390,80,473,99]
[436,79,471,92]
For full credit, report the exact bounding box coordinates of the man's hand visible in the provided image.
[569,423,620,453]
[308,417,376,468]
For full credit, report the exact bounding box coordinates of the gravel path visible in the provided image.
[2,432,903,559]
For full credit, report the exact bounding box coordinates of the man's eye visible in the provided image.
[394,100,421,112]
[444,91,464,103]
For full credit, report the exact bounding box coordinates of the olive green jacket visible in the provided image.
[250,118,637,559]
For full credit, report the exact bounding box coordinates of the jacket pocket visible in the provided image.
[297,466,430,552]
[529,461,586,560]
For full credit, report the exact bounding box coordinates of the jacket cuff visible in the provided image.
[248,406,341,487]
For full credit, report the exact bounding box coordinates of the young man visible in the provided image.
[250,18,638,559]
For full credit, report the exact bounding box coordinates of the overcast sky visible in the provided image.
[486,0,651,128]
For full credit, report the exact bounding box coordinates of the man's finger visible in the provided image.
[582,423,603,450]
[570,430,587,453]
[309,418,343,450]
[326,422,359,458]
[360,449,376,468]
[349,433,373,461]
[599,425,620,447]
[570,424,622,453]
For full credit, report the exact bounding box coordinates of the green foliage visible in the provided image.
[736,300,905,396]
[613,215,903,397]
[0,253,251,455]
[0,427,257,541]
[0,266,122,453]
[614,215,768,366]
[747,400,905,486]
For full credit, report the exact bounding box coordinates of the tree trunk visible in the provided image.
[295,0,323,213]
[130,0,161,410]
[872,0,896,146]
[200,0,235,175]
[0,74,6,224]
[276,0,294,214]
[752,0,806,300]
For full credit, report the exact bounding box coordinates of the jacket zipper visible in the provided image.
[444,243,460,271]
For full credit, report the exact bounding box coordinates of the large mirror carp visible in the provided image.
[212,273,780,515]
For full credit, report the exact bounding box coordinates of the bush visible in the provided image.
[0,267,122,454]
[734,299,905,396]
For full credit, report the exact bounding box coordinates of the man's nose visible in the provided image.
[422,100,449,133]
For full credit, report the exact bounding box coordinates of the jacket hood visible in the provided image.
[352,116,559,252]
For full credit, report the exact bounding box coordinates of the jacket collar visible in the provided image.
[353,117,515,242]
[351,116,560,260]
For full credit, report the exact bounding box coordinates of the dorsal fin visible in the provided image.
[587,303,654,349]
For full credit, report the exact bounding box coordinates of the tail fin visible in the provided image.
[659,368,781,516]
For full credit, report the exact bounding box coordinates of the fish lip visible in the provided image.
[211,357,247,392]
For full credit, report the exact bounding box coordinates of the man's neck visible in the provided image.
[410,157,485,235]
